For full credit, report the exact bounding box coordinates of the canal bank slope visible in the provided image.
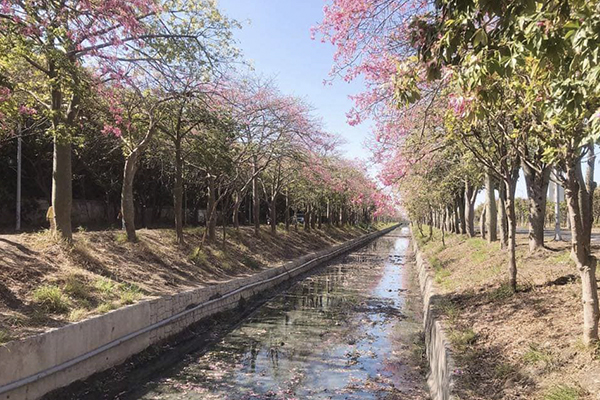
[50,226,429,400]
[0,224,398,400]
[413,227,600,400]
[1,225,384,342]
[411,227,456,400]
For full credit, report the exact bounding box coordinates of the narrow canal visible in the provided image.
[61,228,428,400]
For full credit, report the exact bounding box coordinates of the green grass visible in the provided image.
[523,343,554,366]
[487,283,516,302]
[68,308,88,322]
[119,283,143,305]
[114,232,128,244]
[468,237,488,250]
[97,301,118,314]
[0,330,13,345]
[63,274,90,299]
[436,298,462,324]
[493,362,516,379]
[189,247,208,265]
[470,250,491,263]
[449,328,477,351]
[431,257,452,285]
[32,285,70,313]
[94,278,117,296]
[551,251,573,266]
[544,385,583,400]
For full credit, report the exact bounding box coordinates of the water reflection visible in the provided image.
[128,227,418,400]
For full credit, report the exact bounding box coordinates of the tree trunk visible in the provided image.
[285,190,290,231]
[207,175,216,242]
[498,182,508,250]
[49,63,75,244]
[579,144,596,247]
[173,140,184,245]
[458,191,466,234]
[554,179,562,241]
[565,159,599,345]
[465,181,476,237]
[485,169,497,242]
[523,162,551,251]
[222,195,229,246]
[441,209,446,246]
[233,191,241,230]
[294,209,299,231]
[252,159,260,235]
[317,206,322,229]
[305,204,311,232]
[270,194,277,235]
[122,151,139,242]
[428,208,433,240]
[504,178,518,291]
[480,206,487,240]
[52,138,73,242]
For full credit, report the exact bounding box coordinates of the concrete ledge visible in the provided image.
[411,228,457,400]
[0,225,398,400]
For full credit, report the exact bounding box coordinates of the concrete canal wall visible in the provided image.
[411,228,457,400]
[0,225,398,400]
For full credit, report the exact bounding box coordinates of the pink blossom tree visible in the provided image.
[0,0,238,242]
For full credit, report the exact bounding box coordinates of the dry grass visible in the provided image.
[417,228,600,400]
[0,224,381,342]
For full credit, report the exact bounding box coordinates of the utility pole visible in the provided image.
[16,123,22,231]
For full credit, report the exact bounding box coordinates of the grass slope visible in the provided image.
[0,224,386,343]
[415,228,600,400]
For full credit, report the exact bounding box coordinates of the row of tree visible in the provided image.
[0,1,395,245]
[316,0,600,345]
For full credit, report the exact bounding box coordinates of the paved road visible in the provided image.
[515,228,600,243]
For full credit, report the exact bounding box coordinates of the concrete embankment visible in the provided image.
[0,225,398,400]
[411,228,457,400]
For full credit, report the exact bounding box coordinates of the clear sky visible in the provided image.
[217,0,372,161]
[216,0,562,201]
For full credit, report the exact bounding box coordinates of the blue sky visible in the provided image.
[217,0,372,161]
[216,0,544,200]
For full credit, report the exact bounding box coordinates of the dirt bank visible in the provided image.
[415,228,600,400]
[0,224,383,342]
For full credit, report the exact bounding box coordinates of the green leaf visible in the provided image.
[472,29,488,47]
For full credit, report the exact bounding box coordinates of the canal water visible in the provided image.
[113,228,427,399]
